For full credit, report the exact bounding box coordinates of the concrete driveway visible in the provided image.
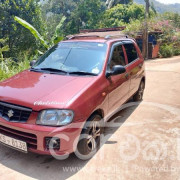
[0,56,180,180]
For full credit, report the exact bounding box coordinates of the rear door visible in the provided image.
[123,41,144,97]
[106,42,130,114]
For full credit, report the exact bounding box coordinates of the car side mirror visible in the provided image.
[106,65,126,78]
[30,60,36,67]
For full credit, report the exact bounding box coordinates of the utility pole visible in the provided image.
[142,0,150,59]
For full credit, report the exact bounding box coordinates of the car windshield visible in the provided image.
[33,42,107,75]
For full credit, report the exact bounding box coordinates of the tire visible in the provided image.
[76,114,104,158]
[133,80,145,102]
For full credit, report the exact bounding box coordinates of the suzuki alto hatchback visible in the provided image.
[0,35,145,156]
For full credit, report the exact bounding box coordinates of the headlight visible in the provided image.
[36,110,74,126]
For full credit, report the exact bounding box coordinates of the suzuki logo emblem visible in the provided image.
[7,110,14,118]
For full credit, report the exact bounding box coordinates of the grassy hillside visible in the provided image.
[134,0,180,13]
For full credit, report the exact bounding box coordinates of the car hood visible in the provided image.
[0,70,96,111]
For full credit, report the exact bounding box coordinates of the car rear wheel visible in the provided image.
[133,80,145,101]
[76,114,104,158]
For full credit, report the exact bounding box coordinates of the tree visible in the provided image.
[106,0,133,9]
[0,39,9,61]
[99,3,145,28]
[65,0,104,34]
[41,0,79,39]
[162,12,180,29]
[14,15,66,49]
[14,16,48,49]
[0,0,45,57]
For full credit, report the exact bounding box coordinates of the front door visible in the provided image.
[107,43,130,115]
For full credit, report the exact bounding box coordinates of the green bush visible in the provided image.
[173,47,180,56]
[159,44,174,58]
[0,54,30,81]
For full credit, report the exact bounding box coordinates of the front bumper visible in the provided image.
[0,117,85,155]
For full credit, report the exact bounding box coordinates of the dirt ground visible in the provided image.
[0,56,180,180]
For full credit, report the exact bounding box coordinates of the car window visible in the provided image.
[124,43,138,64]
[109,45,126,70]
[33,42,107,75]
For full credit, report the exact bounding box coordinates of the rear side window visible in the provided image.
[109,45,126,70]
[124,43,138,64]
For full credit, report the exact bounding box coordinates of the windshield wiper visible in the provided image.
[69,71,97,76]
[30,68,97,76]
[31,68,67,74]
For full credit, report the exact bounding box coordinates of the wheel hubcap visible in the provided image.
[87,121,101,151]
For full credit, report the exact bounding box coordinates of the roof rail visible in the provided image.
[104,34,129,40]
[80,27,126,33]
[66,34,130,40]
[67,35,100,40]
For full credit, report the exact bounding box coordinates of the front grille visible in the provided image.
[0,101,32,123]
[0,125,37,150]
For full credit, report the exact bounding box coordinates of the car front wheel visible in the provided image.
[76,114,104,159]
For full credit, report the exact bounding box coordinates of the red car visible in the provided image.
[0,35,145,157]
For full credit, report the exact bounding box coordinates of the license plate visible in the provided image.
[0,133,27,152]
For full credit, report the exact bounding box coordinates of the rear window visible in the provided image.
[124,43,138,64]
